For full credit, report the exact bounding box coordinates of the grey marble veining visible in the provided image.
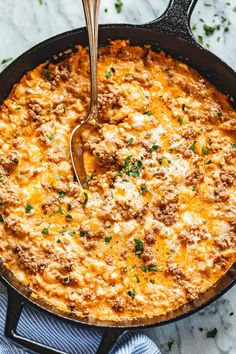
[0,1,235,354]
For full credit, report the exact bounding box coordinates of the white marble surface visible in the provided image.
[0,1,235,353]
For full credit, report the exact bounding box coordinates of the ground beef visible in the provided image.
[154,191,179,226]
[214,232,235,250]
[0,150,19,175]
[4,216,30,237]
[141,247,156,266]
[112,298,126,312]
[13,245,47,274]
[178,224,209,245]
[166,262,184,281]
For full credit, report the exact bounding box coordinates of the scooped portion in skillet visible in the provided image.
[0,40,235,321]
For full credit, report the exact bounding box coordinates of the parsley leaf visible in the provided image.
[66,214,72,221]
[59,191,66,199]
[189,141,196,152]
[105,236,112,243]
[140,184,148,195]
[149,144,159,153]
[135,274,140,283]
[83,192,88,206]
[202,147,208,155]
[115,0,123,13]
[25,204,33,213]
[127,138,134,145]
[178,118,183,125]
[105,70,111,79]
[127,290,136,299]
[0,214,4,222]
[206,328,217,338]
[144,110,153,116]
[42,227,49,235]
[133,238,144,255]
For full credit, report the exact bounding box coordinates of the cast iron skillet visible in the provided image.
[0,0,235,353]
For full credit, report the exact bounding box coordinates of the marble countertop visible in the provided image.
[0,1,235,353]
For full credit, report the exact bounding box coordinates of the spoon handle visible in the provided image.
[82,0,100,118]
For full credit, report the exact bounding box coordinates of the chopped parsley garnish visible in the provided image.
[158,157,163,165]
[149,144,159,153]
[86,171,96,186]
[1,58,12,65]
[144,110,153,116]
[43,69,51,80]
[178,118,183,125]
[202,147,208,155]
[105,70,111,79]
[105,236,112,243]
[0,214,4,222]
[167,340,174,351]
[231,143,236,148]
[115,0,123,13]
[127,290,136,299]
[167,159,171,164]
[150,279,155,284]
[133,238,144,255]
[139,184,148,195]
[59,191,66,199]
[59,229,67,234]
[141,265,147,272]
[119,155,142,178]
[80,231,85,237]
[57,207,63,214]
[204,159,211,165]
[67,204,72,211]
[192,186,197,191]
[68,231,76,237]
[66,214,72,221]
[56,239,61,244]
[206,328,217,338]
[0,177,4,182]
[25,204,33,213]
[83,192,88,206]
[204,24,216,36]
[49,135,54,141]
[127,138,134,145]
[217,111,222,117]
[198,35,203,44]
[189,141,196,152]
[135,274,140,283]
[42,227,49,235]
[149,265,157,272]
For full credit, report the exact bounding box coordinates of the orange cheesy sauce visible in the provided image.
[0,40,235,321]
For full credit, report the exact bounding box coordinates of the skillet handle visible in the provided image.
[144,0,198,44]
[5,287,66,354]
[96,329,125,354]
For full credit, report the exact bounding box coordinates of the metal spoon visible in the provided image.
[70,0,100,187]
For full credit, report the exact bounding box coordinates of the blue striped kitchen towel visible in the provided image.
[0,290,161,354]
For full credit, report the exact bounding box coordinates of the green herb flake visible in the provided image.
[141,265,147,272]
[178,117,183,125]
[150,279,155,284]
[43,69,51,80]
[57,207,63,214]
[15,107,21,110]
[83,192,88,206]
[149,144,159,153]
[198,35,203,44]
[206,328,217,338]
[204,159,211,165]
[217,111,222,117]
[59,229,67,234]
[0,214,4,222]
[59,191,66,199]
[192,186,197,191]
[67,204,72,211]
[68,231,76,237]
[149,265,157,272]
[202,147,208,155]
[120,156,142,178]
[86,171,96,187]
[25,204,33,213]
[133,238,144,255]
[42,227,49,235]
[140,184,148,195]
[127,290,136,299]
[167,340,174,351]
[56,239,61,244]
[80,231,85,237]
[189,141,196,152]
[115,0,123,13]
[1,58,12,65]
[49,135,54,141]
[66,214,72,221]
[231,143,236,148]
[105,236,112,243]
[204,24,216,36]
[105,70,111,79]
[158,157,163,165]
[135,274,140,283]
[127,138,134,145]
[144,110,153,116]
